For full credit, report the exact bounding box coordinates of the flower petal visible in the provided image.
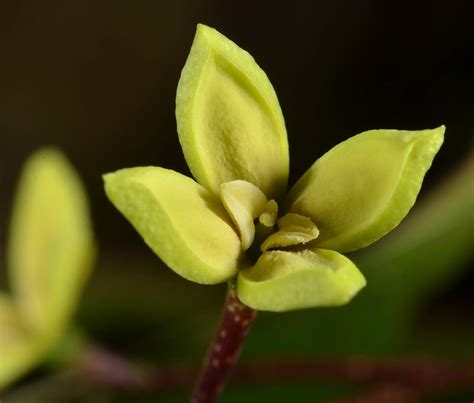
[104,167,244,284]
[8,148,96,333]
[286,127,445,252]
[176,24,289,200]
[237,248,366,312]
[220,180,268,250]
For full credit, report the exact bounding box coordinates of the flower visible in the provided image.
[104,24,444,312]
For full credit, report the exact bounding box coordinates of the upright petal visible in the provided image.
[286,127,444,252]
[104,167,244,284]
[237,248,366,312]
[176,24,289,200]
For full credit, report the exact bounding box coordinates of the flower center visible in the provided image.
[220,180,319,253]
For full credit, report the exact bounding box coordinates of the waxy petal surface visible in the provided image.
[286,127,444,252]
[237,248,366,312]
[104,167,243,284]
[176,24,289,200]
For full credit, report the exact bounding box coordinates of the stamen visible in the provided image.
[259,199,278,227]
[260,213,319,252]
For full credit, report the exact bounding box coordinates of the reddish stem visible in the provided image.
[190,286,257,403]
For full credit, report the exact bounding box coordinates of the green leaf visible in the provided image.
[104,167,244,284]
[8,148,96,335]
[286,126,444,252]
[176,24,289,200]
[237,248,366,312]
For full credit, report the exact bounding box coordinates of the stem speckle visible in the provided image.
[190,286,257,403]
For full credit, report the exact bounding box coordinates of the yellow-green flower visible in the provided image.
[104,24,444,312]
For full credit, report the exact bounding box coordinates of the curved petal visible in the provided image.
[220,180,268,250]
[176,24,289,200]
[104,167,244,284]
[237,248,366,312]
[286,127,444,252]
[8,148,96,333]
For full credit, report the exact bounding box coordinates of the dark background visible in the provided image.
[0,1,473,402]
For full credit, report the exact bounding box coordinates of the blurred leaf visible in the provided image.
[8,148,96,336]
[360,153,474,301]
[0,148,96,390]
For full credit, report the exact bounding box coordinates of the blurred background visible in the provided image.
[1,1,473,402]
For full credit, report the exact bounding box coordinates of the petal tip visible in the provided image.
[196,23,212,35]
[432,124,446,145]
